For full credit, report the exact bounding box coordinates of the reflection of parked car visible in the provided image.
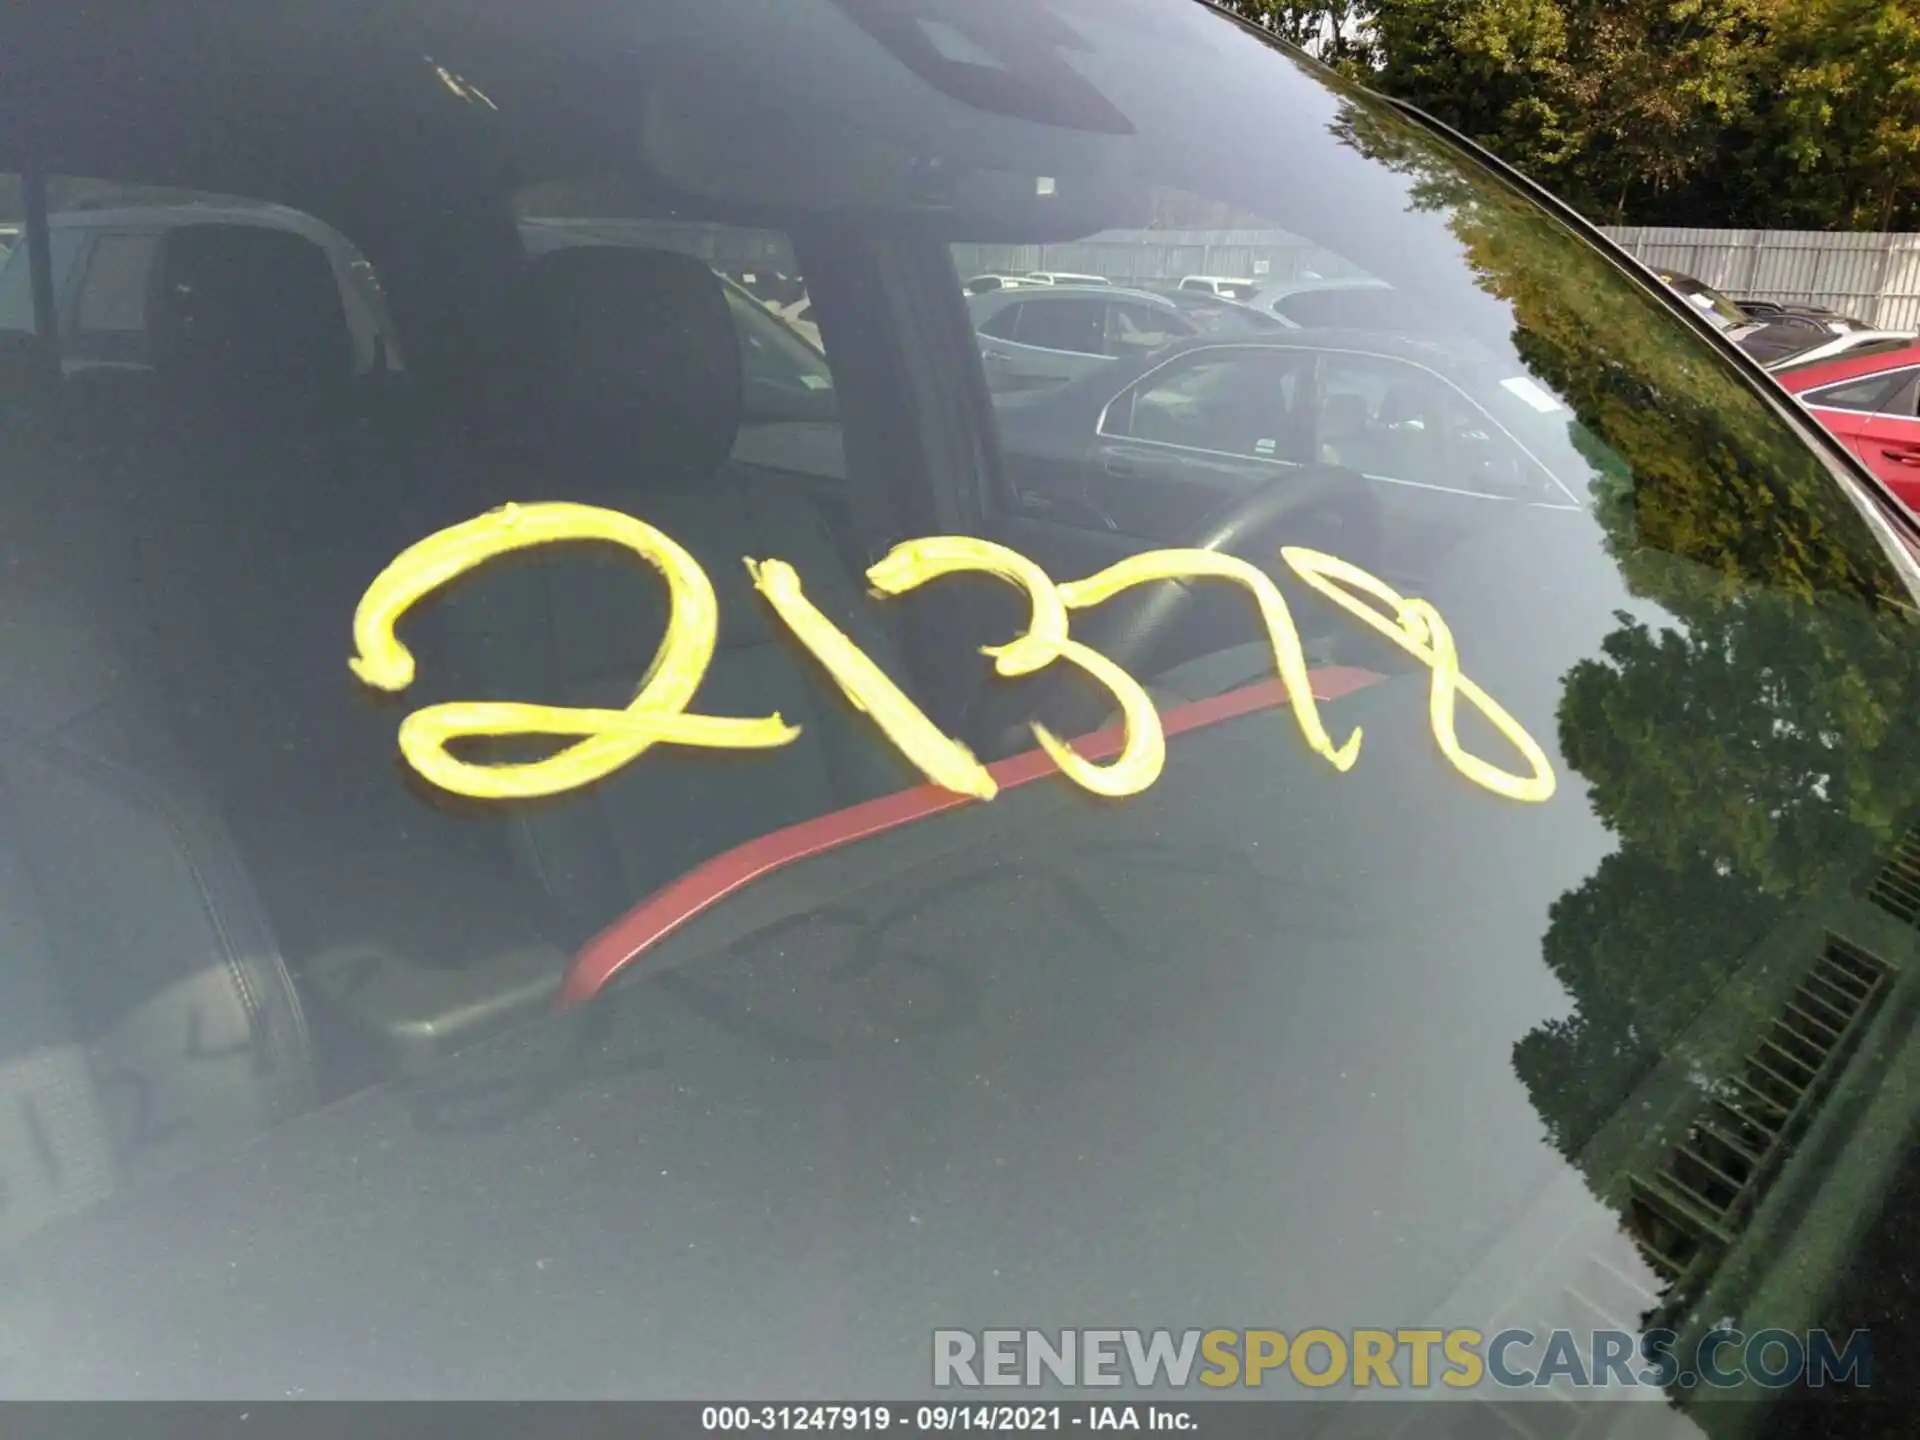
[991,332,1581,591]
[1740,297,1866,327]
[1776,339,1920,512]
[0,204,400,374]
[1651,270,1755,336]
[968,284,1193,391]
[1024,271,1111,286]
[1138,286,1287,336]
[961,273,1045,296]
[1646,268,1908,367]
[1759,327,1917,371]
[1178,275,1259,300]
[1246,276,1402,329]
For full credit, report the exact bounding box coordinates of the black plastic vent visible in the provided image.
[1869,826,1920,925]
[1626,936,1891,1288]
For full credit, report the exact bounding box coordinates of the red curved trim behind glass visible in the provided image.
[558,666,1384,1008]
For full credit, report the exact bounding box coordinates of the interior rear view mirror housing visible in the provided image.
[640,72,1146,241]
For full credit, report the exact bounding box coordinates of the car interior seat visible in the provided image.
[61,222,574,1083]
[426,244,923,934]
[0,367,314,1223]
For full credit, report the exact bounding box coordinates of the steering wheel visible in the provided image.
[978,464,1385,750]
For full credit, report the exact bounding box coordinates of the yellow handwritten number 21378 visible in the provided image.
[348,502,1554,806]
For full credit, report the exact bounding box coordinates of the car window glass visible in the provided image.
[1105,300,1184,356]
[0,153,882,1262]
[977,301,1024,341]
[18,183,402,376]
[0,246,26,335]
[1681,291,1733,331]
[1663,277,1751,331]
[1116,349,1307,457]
[1015,297,1106,354]
[729,290,837,417]
[0,226,80,337]
[1805,372,1911,415]
[1316,350,1431,474]
[1275,286,1403,331]
[73,234,154,338]
[1179,298,1272,336]
[1317,350,1540,497]
[11,6,1920,1386]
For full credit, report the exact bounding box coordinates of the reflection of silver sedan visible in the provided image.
[1247,275,1396,328]
[1178,275,1259,300]
[966,284,1194,392]
[991,331,1585,595]
[960,273,1046,296]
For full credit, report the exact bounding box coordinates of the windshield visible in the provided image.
[1661,273,1754,333]
[1157,292,1281,334]
[3,0,1915,1412]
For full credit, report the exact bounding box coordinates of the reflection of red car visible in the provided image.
[1776,340,1920,510]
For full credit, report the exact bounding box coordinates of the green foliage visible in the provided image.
[1737,0,1920,229]
[1223,0,1920,228]
[1556,0,1778,221]
[1331,97,1920,1214]
[1360,0,1782,222]
[1216,1,1380,73]
[1371,0,1584,180]
[1512,850,1784,1158]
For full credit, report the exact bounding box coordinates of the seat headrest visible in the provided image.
[515,246,743,482]
[149,224,351,400]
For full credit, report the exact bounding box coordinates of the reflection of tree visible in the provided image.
[1328,96,1920,1293]
[1513,849,1782,1158]
[1331,103,1891,612]
[1562,604,1920,892]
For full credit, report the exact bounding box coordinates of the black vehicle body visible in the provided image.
[1740,298,1867,327]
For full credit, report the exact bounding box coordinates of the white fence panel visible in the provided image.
[1599,227,1920,330]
